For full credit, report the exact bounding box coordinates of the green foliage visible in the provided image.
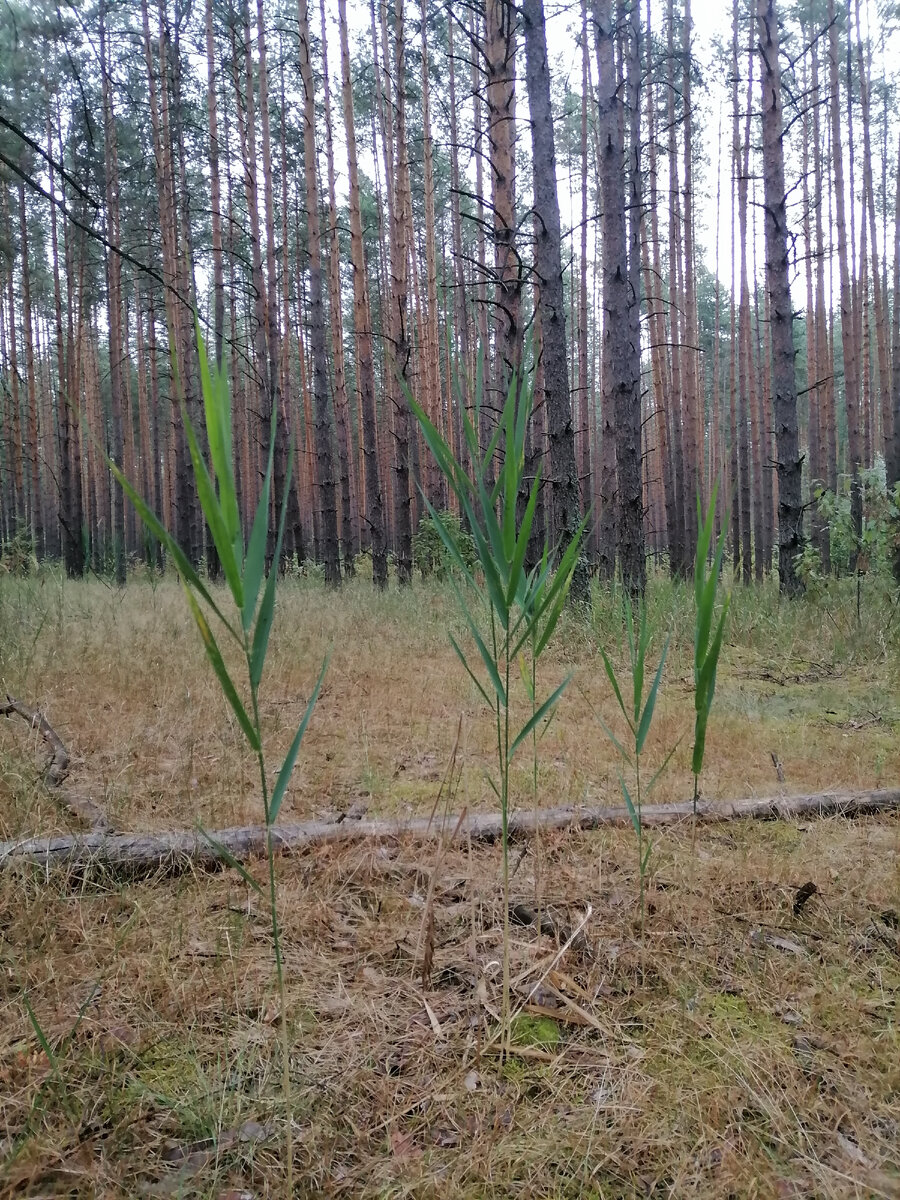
[692,485,730,785]
[0,529,37,577]
[511,1013,562,1049]
[593,595,672,931]
[111,326,325,1197]
[408,353,586,1052]
[413,510,477,580]
[803,460,900,582]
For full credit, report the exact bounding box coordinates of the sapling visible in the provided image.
[408,357,586,1055]
[594,595,672,940]
[692,483,730,849]
[111,329,325,1197]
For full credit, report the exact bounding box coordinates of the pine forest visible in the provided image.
[2,1,900,1196]
[2,0,898,594]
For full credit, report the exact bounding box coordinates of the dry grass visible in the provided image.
[1,572,898,837]
[1,570,899,1197]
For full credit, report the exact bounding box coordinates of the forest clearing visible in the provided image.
[1,573,899,1197]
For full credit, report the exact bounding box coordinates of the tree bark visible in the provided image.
[255,0,293,569]
[418,0,445,512]
[681,0,701,559]
[757,0,803,594]
[205,0,225,371]
[384,0,414,584]
[578,0,591,522]
[828,0,862,558]
[338,0,387,589]
[320,0,358,574]
[522,0,586,600]
[485,0,521,414]
[298,0,341,586]
[642,0,678,573]
[99,0,125,585]
[47,106,80,575]
[891,132,900,494]
[594,0,644,597]
[142,0,192,564]
[5,789,899,875]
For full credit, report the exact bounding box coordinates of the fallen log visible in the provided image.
[1,695,112,830]
[0,788,896,876]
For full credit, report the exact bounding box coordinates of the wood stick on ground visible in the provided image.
[0,788,896,876]
[1,694,112,830]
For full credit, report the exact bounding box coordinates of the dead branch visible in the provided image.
[0,788,896,877]
[1,695,111,831]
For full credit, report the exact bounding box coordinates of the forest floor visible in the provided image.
[0,569,898,1197]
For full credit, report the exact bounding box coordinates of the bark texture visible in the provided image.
[594,0,645,596]
[4,790,897,875]
[522,0,586,599]
[758,0,804,594]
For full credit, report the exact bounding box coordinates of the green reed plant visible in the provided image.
[594,595,672,938]
[692,484,730,844]
[408,359,586,1054]
[110,329,326,1196]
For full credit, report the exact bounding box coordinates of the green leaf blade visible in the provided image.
[268,657,328,824]
[183,585,260,752]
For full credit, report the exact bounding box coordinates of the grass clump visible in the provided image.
[109,329,326,1195]
[409,358,585,1054]
[593,595,672,935]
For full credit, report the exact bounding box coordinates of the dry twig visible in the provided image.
[1,694,111,830]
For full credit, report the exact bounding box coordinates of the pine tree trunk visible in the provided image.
[319,0,358,573]
[890,131,900,495]
[419,0,445,512]
[230,9,264,522]
[578,0,591,519]
[736,19,753,584]
[2,194,24,534]
[99,0,125,584]
[681,0,701,557]
[829,0,863,558]
[800,45,818,558]
[255,0,294,568]
[729,0,742,577]
[170,12,205,567]
[142,0,192,565]
[485,0,521,407]
[382,0,413,584]
[471,11,491,472]
[298,0,341,586]
[277,56,306,565]
[747,177,766,581]
[811,37,831,570]
[338,0,387,589]
[523,0,586,599]
[68,228,86,565]
[447,14,470,486]
[757,0,803,595]
[642,0,678,571]
[205,0,225,371]
[47,107,80,574]
[594,0,644,596]
[856,25,891,470]
[666,0,688,578]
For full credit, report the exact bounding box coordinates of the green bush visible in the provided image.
[805,458,900,581]
[0,528,37,576]
[413,510,477,580]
